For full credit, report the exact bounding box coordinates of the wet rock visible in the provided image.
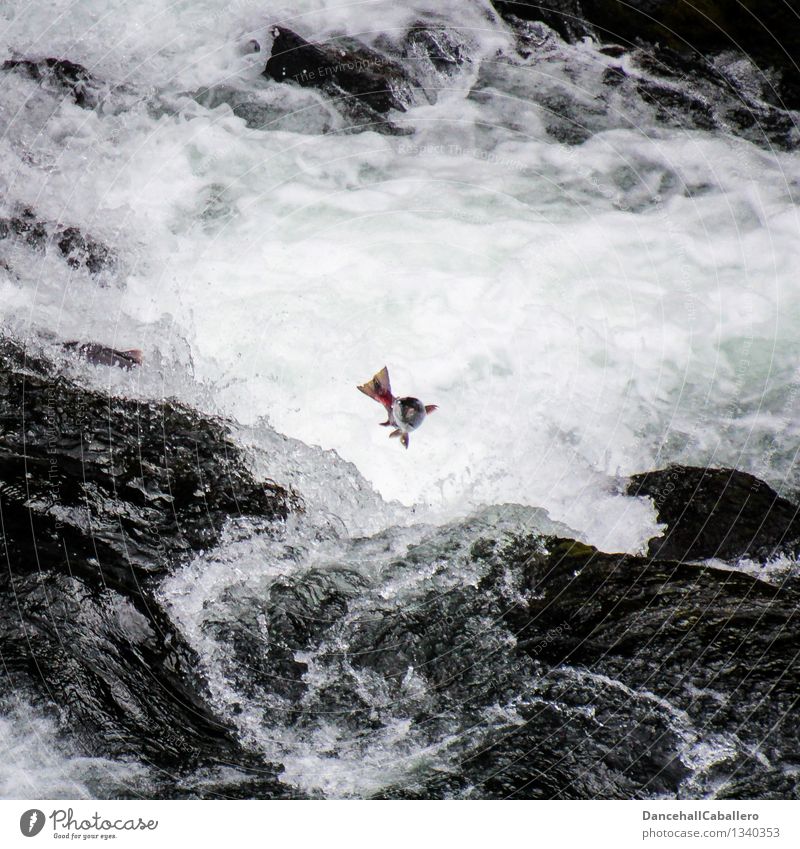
[494,2,800,149]
[2,57,101,108]
[2,207,48,249]
[263,26,418,133]
[635,77,716,131]
[56,226,114,273]
[0,208,115,275]
[0,337,297,597]
[628,465,800,562]
[402,22,470,76]
[368,522,800,798]
[0,570,241,773]
[493,1,594,43]
[201,568,366,705]
[484,535,800,791]
[264,26,415,113]
[493,1,800,110]
[0,338,301,790]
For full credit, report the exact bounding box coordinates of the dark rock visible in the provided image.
[0,570,239,772]
[4,207,48,249]
[478,534,800,796]
[263,26,418,131]
[0,337,298,597]
[402,23,470,76]
[2,57,100,108]
[201,568,367,706]
[628,465,800,561]
[493,2,594,43]
[56,226,114,273]
[213,512,797,798]
[492,0,800,110]
[635,77,716,131]
[0,208,115,275]
[0,338,301,790]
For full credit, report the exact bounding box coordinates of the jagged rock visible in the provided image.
[263,26,418,133]
[476,534,800,797]
[2,57,101,108]
[0,338,297,596]
[493,0,800,110]
[628,465,800,562]
[0,208,115,274]
[0,338,301,790]
[402,22,470,76]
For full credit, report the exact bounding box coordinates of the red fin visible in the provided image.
[357,366,393,410]
[400,433,409,449]
[122,349,144,365]
[425,404,438,414]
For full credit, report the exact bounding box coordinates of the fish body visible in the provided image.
[357,366,437,449]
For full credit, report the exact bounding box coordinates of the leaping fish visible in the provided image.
[357,366,437,449]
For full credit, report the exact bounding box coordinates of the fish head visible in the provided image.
[394,396,427,431]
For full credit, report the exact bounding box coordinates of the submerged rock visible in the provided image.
[0,208,115,275]
[402,22,470,76]
[2,57,101,108]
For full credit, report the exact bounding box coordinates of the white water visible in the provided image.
[3,1,800,554]
[0,697,151,798]
[3,0,800,802]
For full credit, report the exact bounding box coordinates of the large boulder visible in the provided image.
[263,26,420,133]
[628,465,800,561]
[0,338,296,597]
[0,339,300,792]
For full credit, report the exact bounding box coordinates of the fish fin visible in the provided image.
[425,404,438,414]
[379,419,392,427]
[121,349,144,365]
[400,433,409,449]
[389,429,402,438]
[357,366,393,409]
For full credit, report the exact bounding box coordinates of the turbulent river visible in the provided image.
[1,0,799,800]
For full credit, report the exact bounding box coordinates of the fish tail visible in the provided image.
[357,366,393,409]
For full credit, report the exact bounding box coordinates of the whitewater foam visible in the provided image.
[1,0,799,555]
